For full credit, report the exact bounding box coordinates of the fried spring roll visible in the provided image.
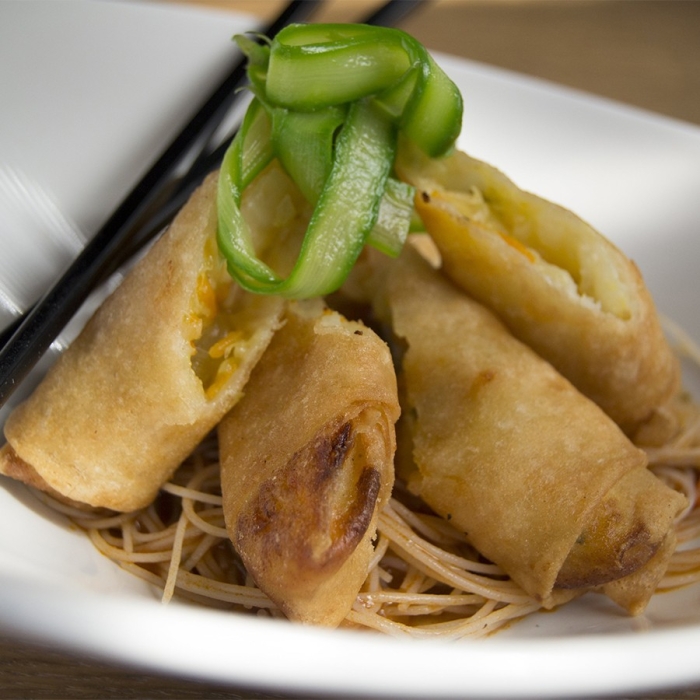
[0,164,311,511]
[395,143,679,436]
[375,245,685,612]
[218,300,399,627]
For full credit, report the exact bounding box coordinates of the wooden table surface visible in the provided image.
[2,1,700,698]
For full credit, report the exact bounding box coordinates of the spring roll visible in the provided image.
[0,163,311,511]
[395,143,679,436]
[218,300,399,627]
[375,245,685,612]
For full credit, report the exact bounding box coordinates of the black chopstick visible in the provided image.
[0,0,424,408]
[362,0,425,27]
[0,0,320,407]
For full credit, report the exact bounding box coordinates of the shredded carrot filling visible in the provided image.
[196,272,218,322]
[187,236,250,398]
[208,331,245,360]
[204,357,239,400]
[496,231,536,263]
[428,189,536,263]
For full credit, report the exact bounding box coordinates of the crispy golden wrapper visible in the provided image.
[0,166,313,511]
[219,300,399,627]
[396,143,679,436]
[375,246,685,611]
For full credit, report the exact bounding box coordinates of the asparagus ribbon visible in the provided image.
[217,23,463,298]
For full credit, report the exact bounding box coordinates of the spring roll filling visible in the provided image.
[187,161,314,398]
[185,162,310,400]
[419,186,631,320]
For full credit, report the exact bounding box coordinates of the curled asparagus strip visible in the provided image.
[217,24,463,298]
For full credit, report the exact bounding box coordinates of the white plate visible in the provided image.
[2,1,700,698]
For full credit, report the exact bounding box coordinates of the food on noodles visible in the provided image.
[0,173,287,511]
[2,22,700,637]
[33,372,700,638]
[395,141,680,437]
[369,243,685,612]
[218,300,399,626]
